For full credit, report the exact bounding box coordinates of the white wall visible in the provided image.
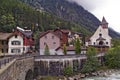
[90,26,112,47]
[8,35,23,55]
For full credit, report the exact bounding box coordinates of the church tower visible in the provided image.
[100,16,108,34]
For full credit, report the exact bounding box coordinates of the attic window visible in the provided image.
[15,35,17,38]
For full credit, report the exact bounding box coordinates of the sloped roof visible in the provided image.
[39,29,69,39]
[55,46,75,51]
[16,27,33,38]
[54,29,70,34]
[40,30,54,38]
[0,33,13,40]
[96,36,106,41]
[101,16,108,24]
[66,46,75,51]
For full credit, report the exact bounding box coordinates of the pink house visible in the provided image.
[39,29,83,55]
[39,30,61,55]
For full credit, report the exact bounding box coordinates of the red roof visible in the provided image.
[66,46,75,51]
[39,29,71,39]
[39,30,60,38]
[55,46,75,51]
[0,33,13,40]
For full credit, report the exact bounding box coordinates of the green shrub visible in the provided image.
[63,66,73,76]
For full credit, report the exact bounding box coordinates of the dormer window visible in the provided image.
[99,34,102,37]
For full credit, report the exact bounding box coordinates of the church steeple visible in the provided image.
[100,16,108,29]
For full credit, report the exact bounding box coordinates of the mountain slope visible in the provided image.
[20,0,120,38]
[0,0,89,35]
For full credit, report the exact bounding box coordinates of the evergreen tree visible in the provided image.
[75,38,81,54]
[63,44,67,55]
[105,46,120,68]
[44,44,50,55]
[81,47,100,73]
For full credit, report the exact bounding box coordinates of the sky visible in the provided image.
[68,0,120,33]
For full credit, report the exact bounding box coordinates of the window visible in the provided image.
[52,36,54,39]
[106,42,108,44]
[15,35,17,38]
[99,41,104,45]
[11,41,21,45]
[45,36,47,39]
[6,41,8,45]
[99,34,102,37]
[44,42,46,45]
[94,42,95,45]
[53,42,56,44]
[11,49,21,53]
[2,41,4,45]
[2,49,4,53]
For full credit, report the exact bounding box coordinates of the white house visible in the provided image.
[86,17,112,52]
[8,34,24,55]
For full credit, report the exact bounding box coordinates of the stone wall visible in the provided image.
[0,57,34,80]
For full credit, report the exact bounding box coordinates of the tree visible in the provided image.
[112,39,120,48]
[81,47,100,73]
[0,14,15,32]
[75,38,81,54]
[44,44,50,55]
[63,44,67,55]
[105,46,120,68]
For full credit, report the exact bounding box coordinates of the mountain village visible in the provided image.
[0,17,112,55]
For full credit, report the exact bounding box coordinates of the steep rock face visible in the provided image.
[20,0,120,38]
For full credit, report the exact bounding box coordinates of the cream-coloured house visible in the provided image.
[86,17,112,52]
[8,34,24,55]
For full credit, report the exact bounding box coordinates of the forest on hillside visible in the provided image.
[0,0,90,36]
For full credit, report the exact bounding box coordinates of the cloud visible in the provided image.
[67,0,106,11]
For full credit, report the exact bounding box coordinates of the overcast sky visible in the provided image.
[68,0,120,33]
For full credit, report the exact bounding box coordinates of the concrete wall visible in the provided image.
[34,55,87,76]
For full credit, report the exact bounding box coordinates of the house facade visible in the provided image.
[39,29,82,55]
[0,33,13,55]
[40,30,61,55]
[86,17,112,52]
[0,27,34,55]
[15,27,34,53]
[8,34,24,55]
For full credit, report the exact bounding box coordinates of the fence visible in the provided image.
[0,57,14,69]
